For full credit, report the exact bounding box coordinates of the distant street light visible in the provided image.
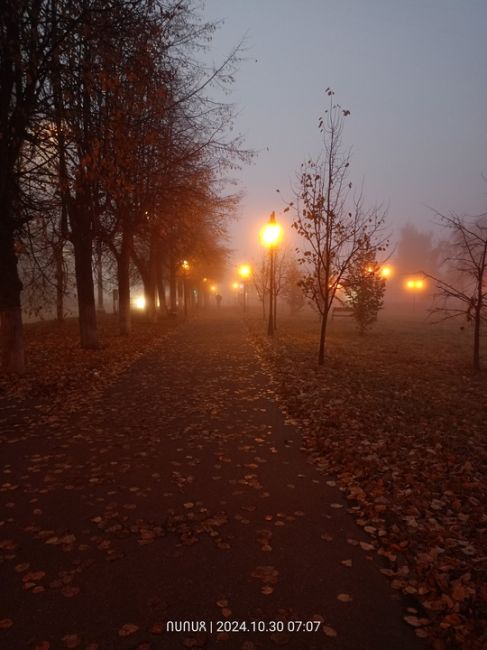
[133,295,146,310]
[238,264,252,313]
[405,278,425,290]
[380,265,393,279]
[260,211,283,336]
[405,276,425,309]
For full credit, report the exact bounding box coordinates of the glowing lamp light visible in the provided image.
[134,295,146,310]
[260,223,283,248]
[238,263,252,279]
[232,282,239,290]
[405,278,425,290]
[210,285,217,293]
[260,212,283,249]
[181,259,190,271]
[380,265,392,279]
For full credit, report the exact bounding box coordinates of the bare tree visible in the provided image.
[253,247,288,322]
[290,89,387,364]
[273,247,288,329]
[426,210,487,370]
[252,253,269,321]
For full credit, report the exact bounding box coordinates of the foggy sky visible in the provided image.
[201,0,487,269]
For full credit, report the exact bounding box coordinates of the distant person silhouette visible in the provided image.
[216,294,222,308]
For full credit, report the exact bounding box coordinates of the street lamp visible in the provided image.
[405,278,425,290]
[181,260,190,318]
[238,264,252,313]
[260,211,283,336]
[232,281,240,306]
[405,277,425,310]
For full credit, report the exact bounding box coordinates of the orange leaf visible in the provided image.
[118,623,139,637]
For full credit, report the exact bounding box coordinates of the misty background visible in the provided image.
[201,0,487,269]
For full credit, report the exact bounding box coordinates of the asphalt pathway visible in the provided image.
[0,311,425,649]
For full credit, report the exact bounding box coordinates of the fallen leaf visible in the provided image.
[0,619,13,630]
[404,616,426,627]
[337,593,353,602]
[14,563,30,573]
[23,571,45,582]
[118,623,139,637]
[62,634,81,648]
[323,625,337,637]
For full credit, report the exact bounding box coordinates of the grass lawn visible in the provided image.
[249,306,487,648]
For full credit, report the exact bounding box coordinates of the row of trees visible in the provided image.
[1,0,248,374]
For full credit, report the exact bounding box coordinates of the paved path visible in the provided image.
[0,312,424,649]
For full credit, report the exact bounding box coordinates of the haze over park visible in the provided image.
[0,2,486,649]
[201,0,486,267]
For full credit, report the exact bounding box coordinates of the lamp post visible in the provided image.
[260,211,283,336]
[181,260,190,318]
[238,264,252,313]
[232,281,240,306]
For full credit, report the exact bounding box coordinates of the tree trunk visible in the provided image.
[143,236,158,323]
[169,256,177,313]
[0,227,25,373]
[183,279,189,318]
[118,233,131,335]
[54,242,64,322]
[0,308,25,375]
[267,249,274,336]
[72,225,98,348]
[143,276,156,321]
[473,304,481,370]
[318,311,328,365]
[274,290,277,330]
[156,265,167,316]
[96,240,104,312]
[177,279,184,310]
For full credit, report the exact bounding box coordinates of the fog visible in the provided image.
[201,0,487,266]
